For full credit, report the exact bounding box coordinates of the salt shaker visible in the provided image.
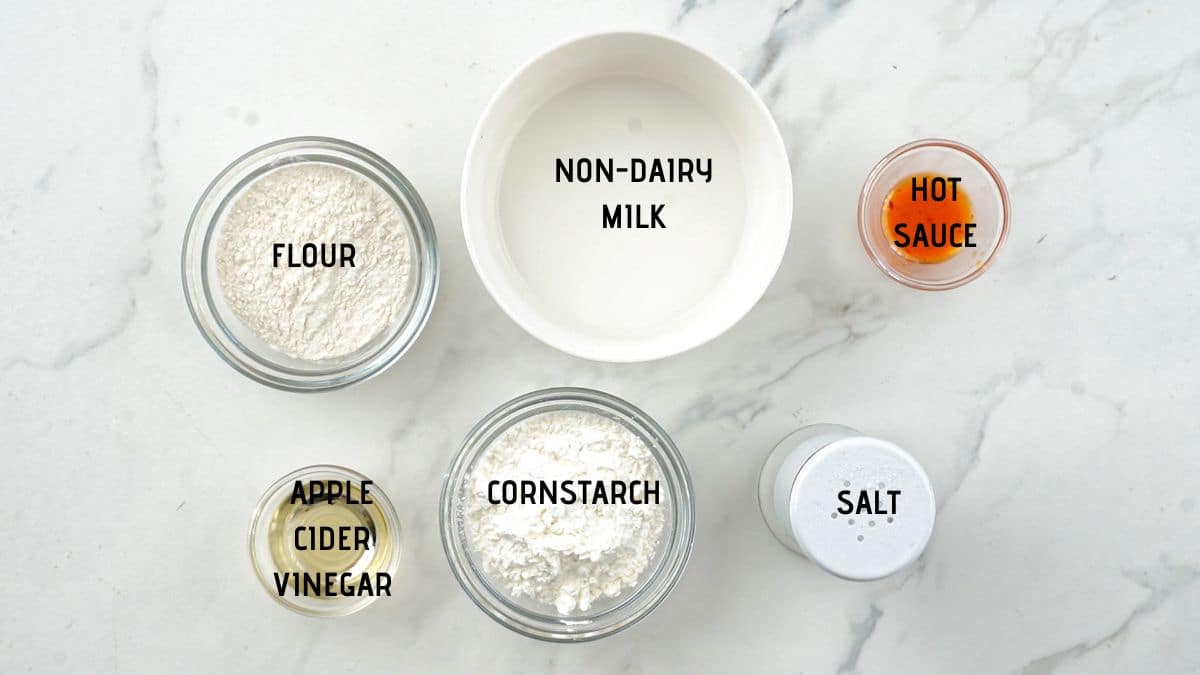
[757,424,935,581]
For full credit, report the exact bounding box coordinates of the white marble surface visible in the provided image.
[3,0,1198,672]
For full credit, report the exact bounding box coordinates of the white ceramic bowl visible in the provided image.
[462,32,792,362]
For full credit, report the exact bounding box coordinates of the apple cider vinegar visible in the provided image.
[267,480,396,598]
[249,467,402,616]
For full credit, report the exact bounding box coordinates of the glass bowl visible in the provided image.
[248,464,403,617]
[182,136,439,392]
[858,138,1010,290]
[439,387,695,642]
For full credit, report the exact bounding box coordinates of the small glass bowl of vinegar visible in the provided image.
[248,465,402,617]
[858,139,1010,290]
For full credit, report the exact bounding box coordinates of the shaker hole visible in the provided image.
[848,519,855,525]
[887,517,894,523]
[857,535,864,542]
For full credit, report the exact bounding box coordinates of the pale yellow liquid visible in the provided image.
[267,483,394,597]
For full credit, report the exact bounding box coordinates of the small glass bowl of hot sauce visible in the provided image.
[858,139,1009,290]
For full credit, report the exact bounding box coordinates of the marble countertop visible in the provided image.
[3,1,1198,673]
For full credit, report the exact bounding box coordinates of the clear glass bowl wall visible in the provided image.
[857,138,1010,290]
[247,464,404,618]
[181,136,439,391]
[440,387,696,642]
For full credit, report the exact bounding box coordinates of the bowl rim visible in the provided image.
[856,137,1010,291]
[460,30,793,363]
[181,135,440,392]
[438,386,696,642]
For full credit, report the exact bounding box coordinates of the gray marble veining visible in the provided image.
[1,0,1198,672]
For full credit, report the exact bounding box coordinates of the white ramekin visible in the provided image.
[461,32,792,363]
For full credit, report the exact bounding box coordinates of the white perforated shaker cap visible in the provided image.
[789,436,935,581]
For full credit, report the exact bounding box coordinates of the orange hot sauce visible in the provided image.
[882,173,975,264]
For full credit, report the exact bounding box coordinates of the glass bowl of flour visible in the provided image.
[182,137,439,391]
[440,387,695,642]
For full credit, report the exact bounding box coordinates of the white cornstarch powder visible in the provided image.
[216,162,412,360]
[464,410,666,614]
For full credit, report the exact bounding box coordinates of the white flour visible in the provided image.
[216,162,412,360]
[464,410,666,614]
